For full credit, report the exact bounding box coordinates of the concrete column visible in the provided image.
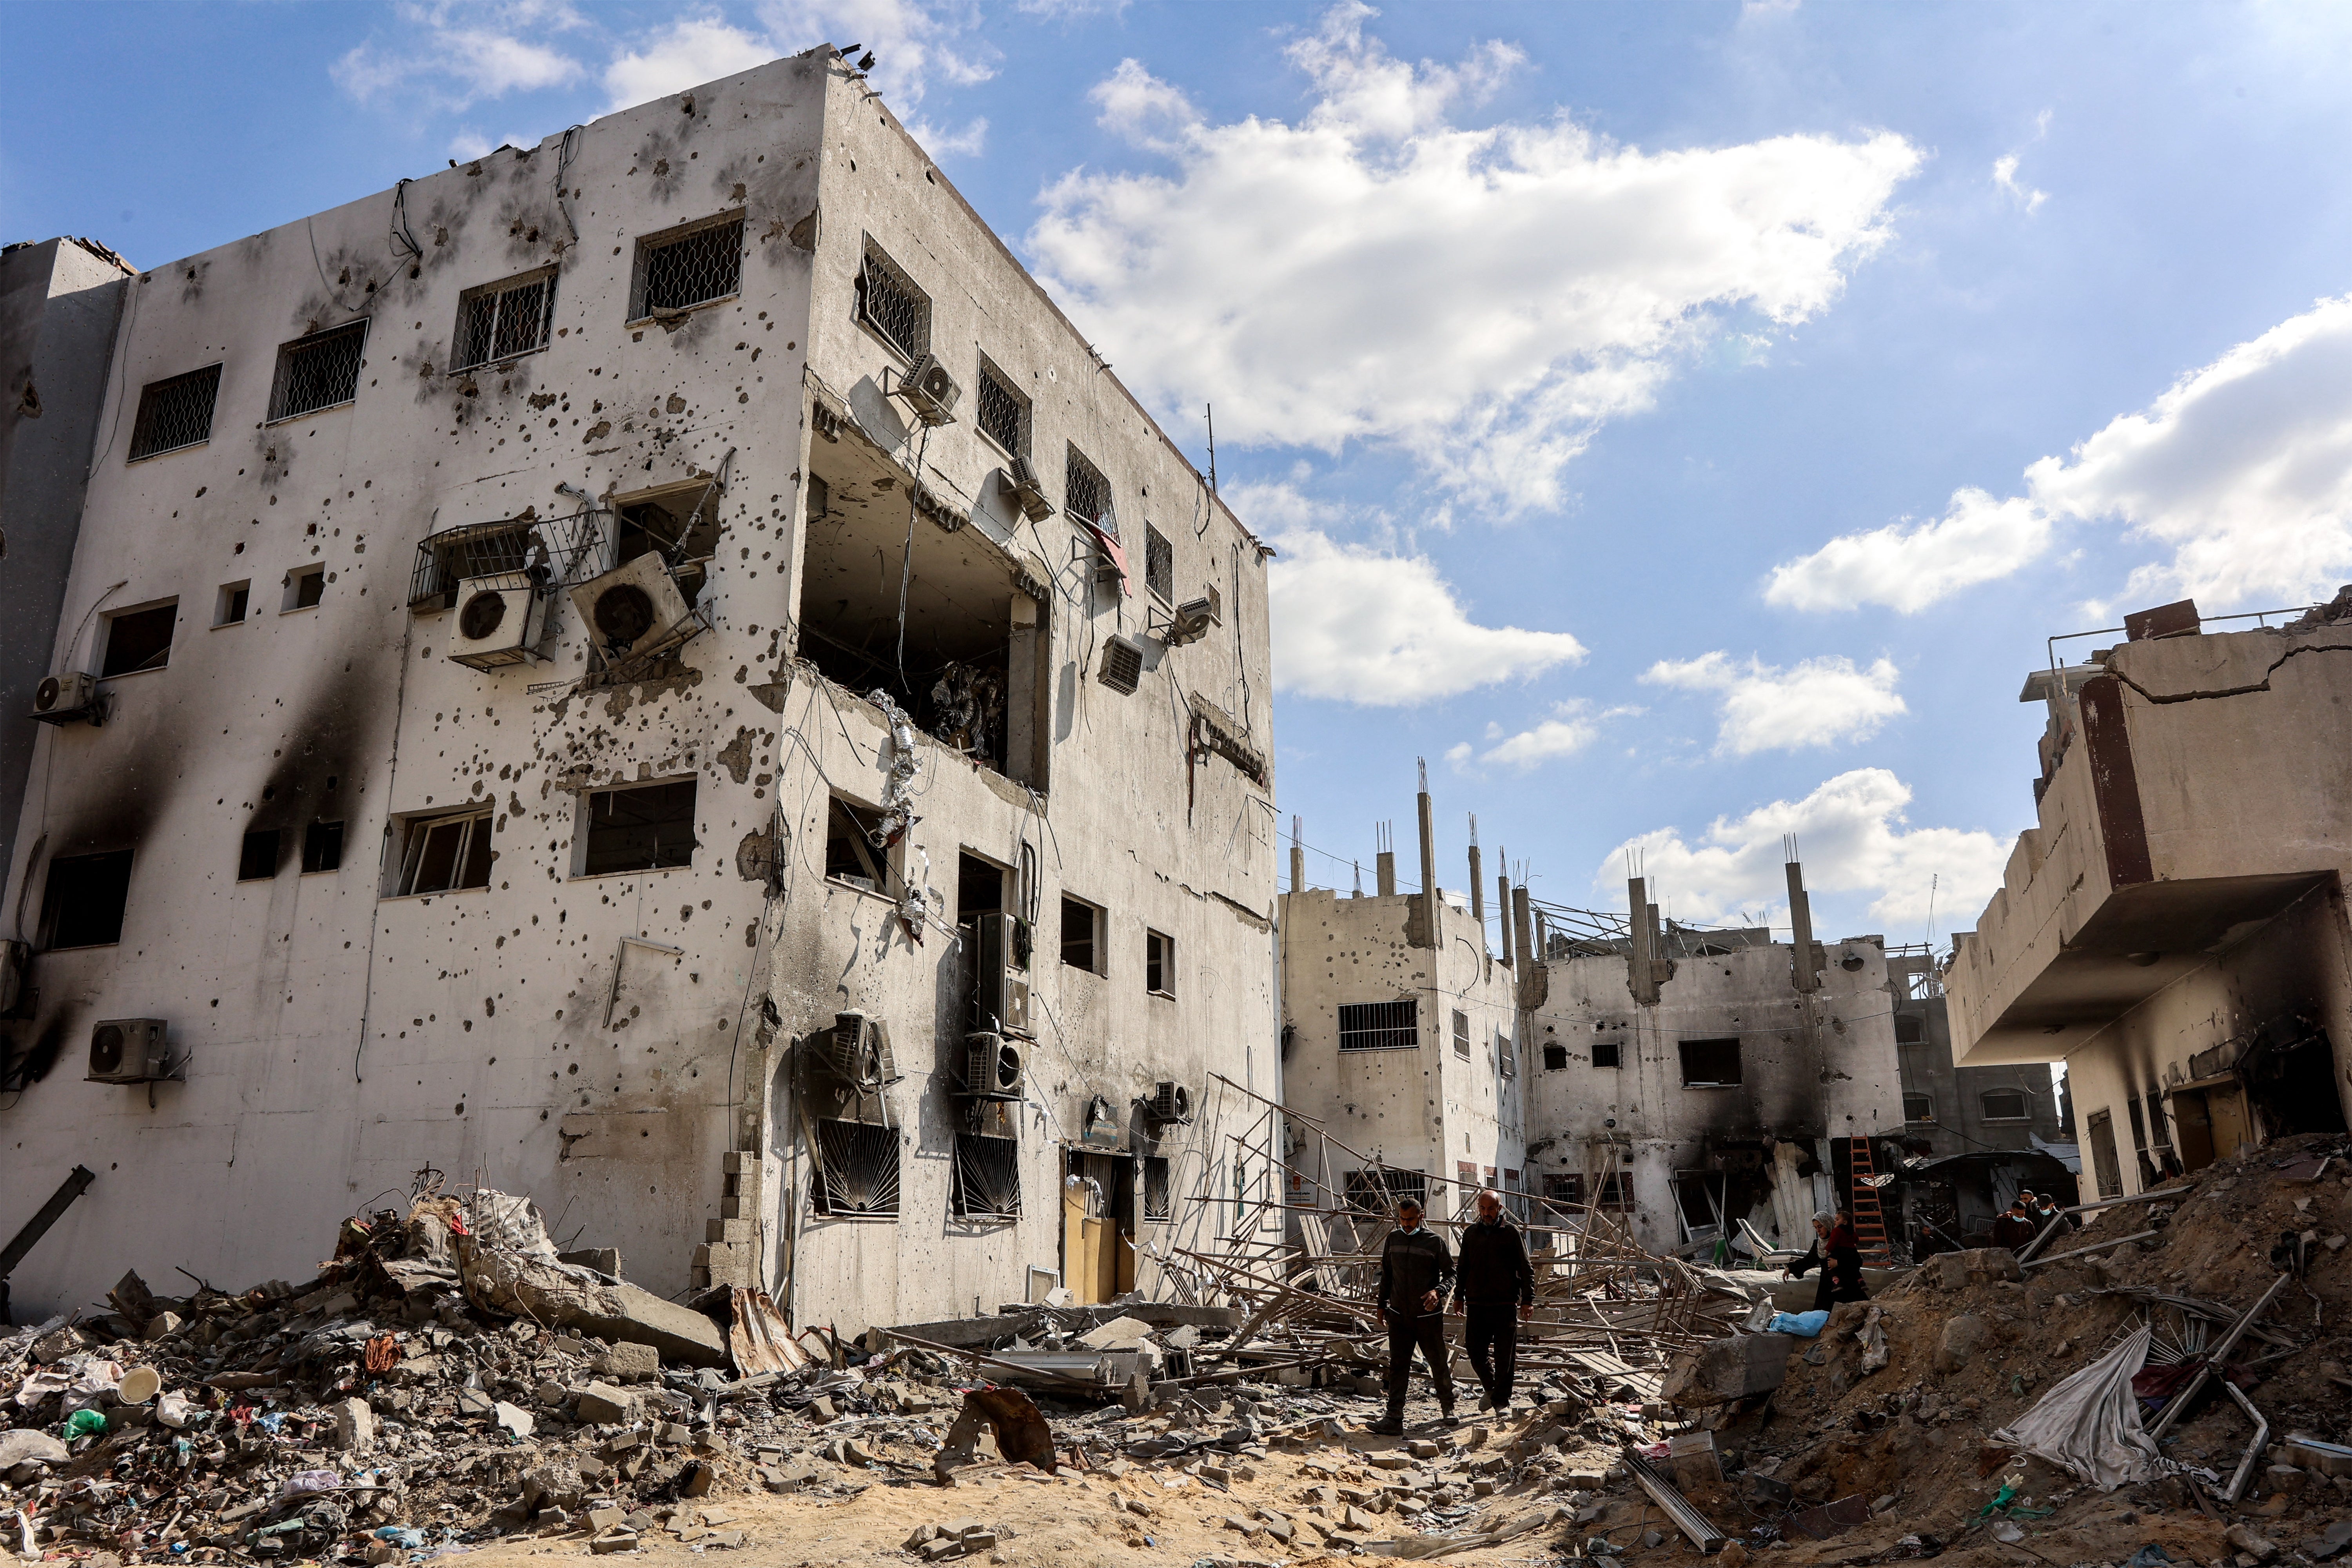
[1466,814,1486,942]
[1627,876,1657,1005]
[1412,758,1439,949]
[1496,859,1514,968]
[1289,814,1305,895]
[1375,852,1397,897]
[1786,860,1820,993]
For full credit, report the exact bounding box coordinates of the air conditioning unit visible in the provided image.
[893,354,962,426]
[569,553,692,662]
[448,577,548,669]
[32,670,100,724]
[1003,456,1053,522]
[959,1031,1027,1100]
[1143,1081,1193,1124]
[0,939,29,1016]
[1097,635,1145,695]
[818,1010,897,1092]
[973,912,1033,1038]
[1162,593,1220,647]
[87,1018,169,1084]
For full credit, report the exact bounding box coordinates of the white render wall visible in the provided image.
[0,49,1278,1330]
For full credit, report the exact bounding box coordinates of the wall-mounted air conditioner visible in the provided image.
[1143,1081,1193,1124]
[448,577,548,669]
[32,671,101,725]
[1003,456,1053,522]
[87,1018,170,1084]
[1097,635,1145,695]
[958,1031,1027,1100]
[973,912,1033,1037]
[570,554,691,662]
[1161,588,1221,648]
[818,1010,897,1092]
[893,354,962,426]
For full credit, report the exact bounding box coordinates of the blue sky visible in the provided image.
[8,0,2352,946]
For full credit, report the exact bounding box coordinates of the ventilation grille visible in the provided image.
[641,217,744,316]
[1097,635,1143,695]
[129,365,222,461]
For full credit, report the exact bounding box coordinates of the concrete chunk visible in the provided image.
[1660,1333,1796,1406]
[456,1240,724,1366]
[575,1382,640,1425]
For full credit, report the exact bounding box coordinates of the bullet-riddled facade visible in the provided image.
[0,48,1279,1330]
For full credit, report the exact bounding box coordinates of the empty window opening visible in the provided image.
[1142,1155,1171,1221]
[302,821,345,874]
[454,269,555,369]
[40,850,133,949]
[267,320,367,423]
[1904,1092,1935,1123]
[811,1118,900,1218]
[633,213,744,319]
[855,237,929,359]
[613,490,722,606]
[1895,1012,1926,1045]
[581,780,697,875]
[396,811,492,896]
[1343,1168,1426,1212]
[1451,1009,1470,1060]
[1543,1173,1631,1211]
[283,566,326,613]
[1060,895,1099,972]
[951,1132,1020,1221]
[957,852,1004,926]
[99,602,176,677]
[1338,999,1417,1052]
[1592,1038,1622,1069]
[1678,1036,1742,1087]
[1497,1029,1517,1078]
[1542,1043,1568,1071]
[975,357,1027,454]
[1981,1089,2031,1122]
[214,582,250,627]
[1144,524,1174,603]
[824,795,891,892]
[1145,929,1173,996]
[237,829,280,882]
[1065,444,1112,530]
[128,364,221,461]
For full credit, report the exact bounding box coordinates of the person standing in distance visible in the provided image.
[1452,1189,1535,1414]
[1368,1196,1457,1435]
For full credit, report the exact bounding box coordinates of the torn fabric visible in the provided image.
[1991,1321,2169,1490]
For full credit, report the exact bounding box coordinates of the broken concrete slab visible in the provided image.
[457,1240,724,1366]
[1660,1332,1796,1406]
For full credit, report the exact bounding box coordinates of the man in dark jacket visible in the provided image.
[1451,1190,1535,1414]
[1785,1207,1868,1313]
[1989,1197,2038,1252]
[1369,1196,1456,1435]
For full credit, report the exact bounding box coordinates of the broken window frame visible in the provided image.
[810,1117,902,1220]
[237,829,280,883]
[1145,929,1174,998]
[1677,1036,1742,1087]
[1337,999,1417,1052]
[1496,1028,1517,1079]
[282,566,326,613]
[1903,1091,1935,1123]
[127,363,221,462]
[1060,894,1101,974]
[1980,1088,2031,1123]
[854,235,930,361]
[630,211,746,323]
[577,779,699,877]
[39,849,134,950]
[1341,1168,1427,1213]
[824,794,895,895]
[392,809,494,897]
[301,821,346,875]
[974,354,1028,456]
[265,319,368,424]
[98,601,178,678]
[452,267,558,371]
[950,1132,1022,1222]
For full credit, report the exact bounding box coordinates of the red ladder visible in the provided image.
[1845,1137,1894,1265]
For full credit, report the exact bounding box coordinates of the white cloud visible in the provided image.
[1239,482,1586,705]
[1029,4,1921,513]
[1449,703,1602,771]
[1769,295,2352,614]
[334,2,585,109]
[756,0,998,105]
[1992,153,2048,213]
[905,114,988,158]
[1643,652,1905,755]
[603,15,778,109]
[1599,768,2009,929]
[447,129,543,161]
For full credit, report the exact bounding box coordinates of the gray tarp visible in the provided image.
[1991,1321,2168,1490]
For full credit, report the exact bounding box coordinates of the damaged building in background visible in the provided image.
[0,47,1282,1330]
[1944,593,2352,1198]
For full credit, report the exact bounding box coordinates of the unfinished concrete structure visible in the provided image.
[1277,780,1526,1228]
[1887,948,2071,1161]
[1944,595,2352,1199]
[0,48,1280,1329]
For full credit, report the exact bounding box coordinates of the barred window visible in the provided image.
[1144,524,1174,602]
[1065,444,1112,530]
[128,364,221,461]
[1338,999,1417,1052]
[634,214,744,319]
[1343,1168,1426,1212]
[268,321,366,423]
[951,1133,1020,1221]
[454,270,554,369]
[1142,1155,1171,1221]
[855,237,929,359]
[811,1118,900,1218]
[976,358,1027,454]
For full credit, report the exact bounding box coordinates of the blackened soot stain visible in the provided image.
[245,654,385,857]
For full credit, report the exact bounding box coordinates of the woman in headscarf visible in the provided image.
[1784,1207,1869,1312]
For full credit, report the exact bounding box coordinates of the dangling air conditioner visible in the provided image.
[569,554,692,662]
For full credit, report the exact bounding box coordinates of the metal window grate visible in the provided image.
[1143,1155,1171,1220]
[1451,1009,1470,1059]
[812,1118,900,1218]
[269,321,367,422]
[856,238,929,358]
[128,365,221,460]
[639,216,744,317]
[409,511,602,609]
[1144,524,1174,601]
[454,270,555,369]
[1338,999,1418,1051]
[976,362,1025,453]
[1342,1168,1426,1212]
[951,1133,1021,1220]
[1065,444,1112,530]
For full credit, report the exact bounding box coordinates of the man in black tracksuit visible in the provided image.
[1369,1196,1456,1435]
[1452,1189,1535,1413]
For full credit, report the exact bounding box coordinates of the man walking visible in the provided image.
[1452,1190,1535,1414]
[1369,1196,1456,1435]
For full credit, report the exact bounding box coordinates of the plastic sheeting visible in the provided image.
[1991,1321,2169,1490]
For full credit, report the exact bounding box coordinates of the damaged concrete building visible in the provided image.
[0,47,1281,1330]
[1944,593,2352,1197]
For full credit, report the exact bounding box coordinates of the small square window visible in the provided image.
[214,582,250,627]
[855,236,929,359]
[1144,524,1174,603]
[39,849,133,949]
[975,356,1029,455]
[1678,1036,1742,1087]
[824,795,892,891]
[1060,895,1100,973]
[267,320,367,423]
[454,269,556,370]
[1592,1038,1622,1069]
[1145,929,1173,996]
[283,567,325,613]
[127,364,221,461]
[633,214,745,320]
[1903,1092,1935,1123]
[1542,1043,1568,1070]
[581,780,697,875]
[237,829,280,882]
[302,821,345,874]
[395,811,492,896]
[99,602,177,677]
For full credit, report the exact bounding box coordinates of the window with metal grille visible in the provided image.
[396,810,492,896]
[951,1133,1020,1221]
[40,850,134,949]
[1342,1168,1426,1212]
[581,780,697,875]
[1981,1089,2031,1122]
[1592,1038,1622,1069]
[1144,524,1174,602]
[811,1118,900,1218]
[1065,444,1112,530]
[1497,1029,1517,1078]
[1543,1173,1631,1210]
[454,269,555,369]
[633,214,744,319]
[268,321,367,423]
[99,603,177,677]
[975,358,1027,454]
[1904,1092,1935,1123]
[1142,1156,1171,1221]
[1451,1009,1470,1059]
[855,237,929,359]
[128,364,221,461]
[1338,999,1417,1051]
[1678,1036,1742,1086]
[237,830,279,882]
